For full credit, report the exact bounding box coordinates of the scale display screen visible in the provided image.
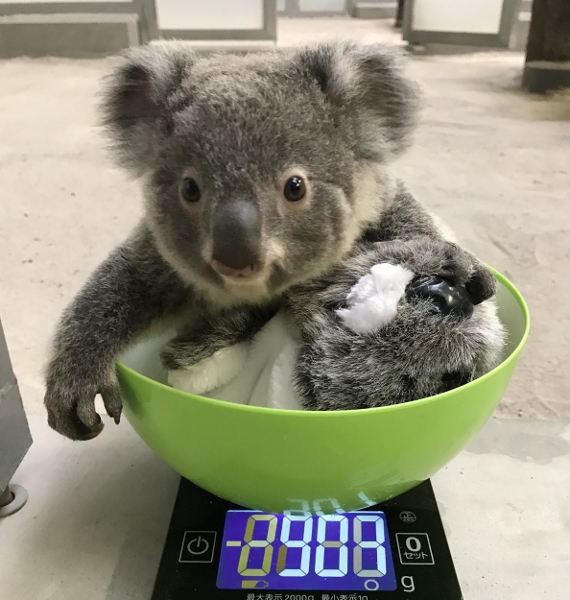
[217,511,397,591]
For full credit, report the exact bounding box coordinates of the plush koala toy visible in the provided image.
[162,188,506,410]
[44,40,498,440]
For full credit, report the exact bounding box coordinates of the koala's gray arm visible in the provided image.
[358,185,495,305]
[360,183,448,245]
[161,304,278,372]
[44,223,195,440]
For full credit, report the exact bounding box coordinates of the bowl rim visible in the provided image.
[116,267,530,419]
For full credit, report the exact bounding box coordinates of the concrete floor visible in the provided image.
[0,16,569,600]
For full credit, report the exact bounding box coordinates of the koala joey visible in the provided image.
[43,40,489,440]
[162,188,503,409]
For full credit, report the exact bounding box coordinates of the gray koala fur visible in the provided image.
[163,185,505,409]
[44,40,498,440]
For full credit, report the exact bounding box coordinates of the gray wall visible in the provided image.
[299,0,345,10]
[0,318,32,496]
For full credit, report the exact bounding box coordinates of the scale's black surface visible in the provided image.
[152,478,462,600]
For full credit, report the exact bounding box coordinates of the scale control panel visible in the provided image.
[152,479,463,600]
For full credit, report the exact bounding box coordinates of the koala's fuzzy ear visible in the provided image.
[296,41,420,162]
[101,43,194,176]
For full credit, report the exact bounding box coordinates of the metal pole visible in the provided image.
[0,486,13,508]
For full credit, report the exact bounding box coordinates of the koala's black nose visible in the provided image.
[211,201,262,276]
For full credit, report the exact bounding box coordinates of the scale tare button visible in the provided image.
[179,531,217,563]
[396,533,435,566]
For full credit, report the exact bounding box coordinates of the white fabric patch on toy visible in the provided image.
[168,263,413,409]
[336,263,414,333]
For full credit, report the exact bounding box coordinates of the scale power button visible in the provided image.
[179,531,217,563]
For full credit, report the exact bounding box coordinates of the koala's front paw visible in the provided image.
[464,262,497,305]
[430,241,496,305]
[44,365,122,441]
[167,344,250,395]
[379,239,497,305]
[160,338,214,371]
[414,239,473,282]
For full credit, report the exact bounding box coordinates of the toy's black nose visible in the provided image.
[406,275,474,318]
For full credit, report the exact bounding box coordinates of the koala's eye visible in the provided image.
[180,177,201,202]
[283,176,306,202]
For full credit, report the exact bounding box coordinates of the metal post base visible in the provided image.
[522,61,570,94]
[0,484,29,518]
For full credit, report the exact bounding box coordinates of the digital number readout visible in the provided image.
[216,512,397,591]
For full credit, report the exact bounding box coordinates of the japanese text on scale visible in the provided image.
[245,595,370,600]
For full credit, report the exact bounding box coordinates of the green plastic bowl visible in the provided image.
[117,269,529,513]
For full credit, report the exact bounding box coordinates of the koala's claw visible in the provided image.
[100,384,123,424]
[45,375,122,441]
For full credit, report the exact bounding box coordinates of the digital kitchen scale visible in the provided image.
[152,478,462,600]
